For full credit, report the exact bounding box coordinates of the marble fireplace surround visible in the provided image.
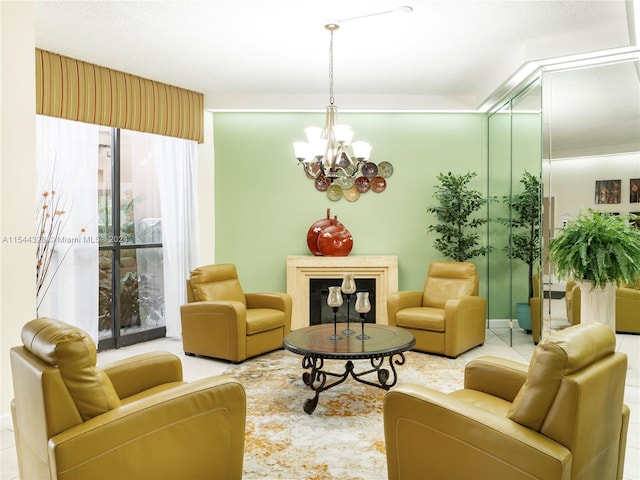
[286,255,399,331]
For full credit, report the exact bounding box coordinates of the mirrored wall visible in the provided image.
[487,51,640,346]
[487,79,543,346]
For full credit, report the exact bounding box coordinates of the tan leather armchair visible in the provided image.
[565,279,640,333]
[384,322,630,480]
[10,317,246,480]
[530,273,542,343]
[616,280,640,333]
[387,261,486,358]
[181,263,292,362]
[565,279,581,326]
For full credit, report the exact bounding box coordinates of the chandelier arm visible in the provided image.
[324,106,337,174]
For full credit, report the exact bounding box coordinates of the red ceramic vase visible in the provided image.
[317,224,353,257]
[306,209,341,256]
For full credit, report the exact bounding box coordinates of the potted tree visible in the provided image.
[548,209,640,329]
[427,171,491,261]
[500,171,542,331]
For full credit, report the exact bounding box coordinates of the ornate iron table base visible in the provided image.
[284,323,415,414]
[300,353,407,414]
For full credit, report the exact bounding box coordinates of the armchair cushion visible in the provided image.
[21,317,121,421]
[246,308,286,334]
[396,307,445,331]
[190,264,247,306]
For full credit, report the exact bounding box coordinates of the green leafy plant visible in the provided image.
[427,171,490,261]
[548,209,640,290]
[499,171,542,298]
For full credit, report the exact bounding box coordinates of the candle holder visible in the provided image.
[326,286,344,340]
[355,291,371,340]
[341,274,357,335]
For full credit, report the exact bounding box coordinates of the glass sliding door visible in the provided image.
[98,127,166,350]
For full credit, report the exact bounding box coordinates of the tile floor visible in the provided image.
[1,301,638,479]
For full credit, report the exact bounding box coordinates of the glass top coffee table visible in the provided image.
[284,323,415,414]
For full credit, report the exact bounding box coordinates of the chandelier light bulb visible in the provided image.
[293,142,311,162]
[351,141,372,161]
[305,126,323,144]
[333,124,353,144]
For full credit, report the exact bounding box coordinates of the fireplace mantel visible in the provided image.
[286,255,398,330]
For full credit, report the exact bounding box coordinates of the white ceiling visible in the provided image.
[34,0,635,111]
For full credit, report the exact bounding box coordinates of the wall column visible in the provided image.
[1,1,37,416]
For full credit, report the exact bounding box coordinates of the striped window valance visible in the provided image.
[36,48,204,143]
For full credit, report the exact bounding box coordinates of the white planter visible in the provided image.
[577,279,616,330]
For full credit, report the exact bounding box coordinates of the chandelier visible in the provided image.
[293,23,393,202]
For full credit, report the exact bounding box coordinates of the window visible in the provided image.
[98,128,166,350]
[37,115,197,348]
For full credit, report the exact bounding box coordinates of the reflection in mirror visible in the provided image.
[487,79,542,347]
[510,81,543,344]
[543,58,640,333]
[488,100,513,346]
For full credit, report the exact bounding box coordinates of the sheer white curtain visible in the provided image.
[35,115,99,340]
[151,134,200,337]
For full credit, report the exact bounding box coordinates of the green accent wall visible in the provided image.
[213,112,488,297]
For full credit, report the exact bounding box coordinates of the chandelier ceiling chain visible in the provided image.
[291,11,411,201]
[328,24,336,105]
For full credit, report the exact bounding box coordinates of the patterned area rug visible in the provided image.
[224,349,467,480]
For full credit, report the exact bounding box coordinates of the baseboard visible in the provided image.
[488,319,512,328]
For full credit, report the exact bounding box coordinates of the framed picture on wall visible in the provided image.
[630,179,640,203]
[595,179,621,204]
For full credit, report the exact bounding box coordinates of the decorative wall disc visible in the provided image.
[343,186,360,202]
[315,175,330,191]
[371,176,386,193]
[377,161,394,178]
[327,184,344,201]
[354,176,371,193]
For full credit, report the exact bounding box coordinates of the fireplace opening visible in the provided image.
[309,278,376,326]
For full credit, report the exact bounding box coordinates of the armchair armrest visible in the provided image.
[384,384,571,480]
[102,351,183,400]
[387,291,423,326]
[180,301,248,360]
[616,286,640,333]
[463,356,528,402]
[245,292,291,311]
[443,296,486,356]
[180,301,247,332]
[444,295,486,326]
[49,376,246,480]
[530,296,542,344]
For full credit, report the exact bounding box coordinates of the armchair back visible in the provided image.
[187,263,246,305]
[508,322,627,478]
[422,261,479,308]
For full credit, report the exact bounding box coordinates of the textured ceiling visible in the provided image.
[33,1,639,158]
[34,0,634,111]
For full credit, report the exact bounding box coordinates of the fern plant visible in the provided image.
[427,171,490,262]
[548,209,640,290]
